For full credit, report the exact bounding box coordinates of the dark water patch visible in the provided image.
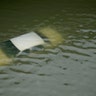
[37,73,51,76]
[0,70,7,74]
[9,68,32,74]
[63,83,70,86]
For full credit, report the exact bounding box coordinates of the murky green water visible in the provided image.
[0,1,96,96]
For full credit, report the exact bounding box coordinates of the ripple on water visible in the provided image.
[0,5,96,96]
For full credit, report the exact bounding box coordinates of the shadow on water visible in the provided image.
[0,0,96,96]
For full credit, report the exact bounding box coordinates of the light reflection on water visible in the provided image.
[0,1,96,96]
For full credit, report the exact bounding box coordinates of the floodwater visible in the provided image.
[0,1,96,96]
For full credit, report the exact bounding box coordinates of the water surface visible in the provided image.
[0,1,96,96]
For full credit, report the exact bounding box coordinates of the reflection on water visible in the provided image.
[0,1,96,96]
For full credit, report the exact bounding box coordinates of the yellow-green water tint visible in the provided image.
[38,27,64,48]
[0,48,12,65]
